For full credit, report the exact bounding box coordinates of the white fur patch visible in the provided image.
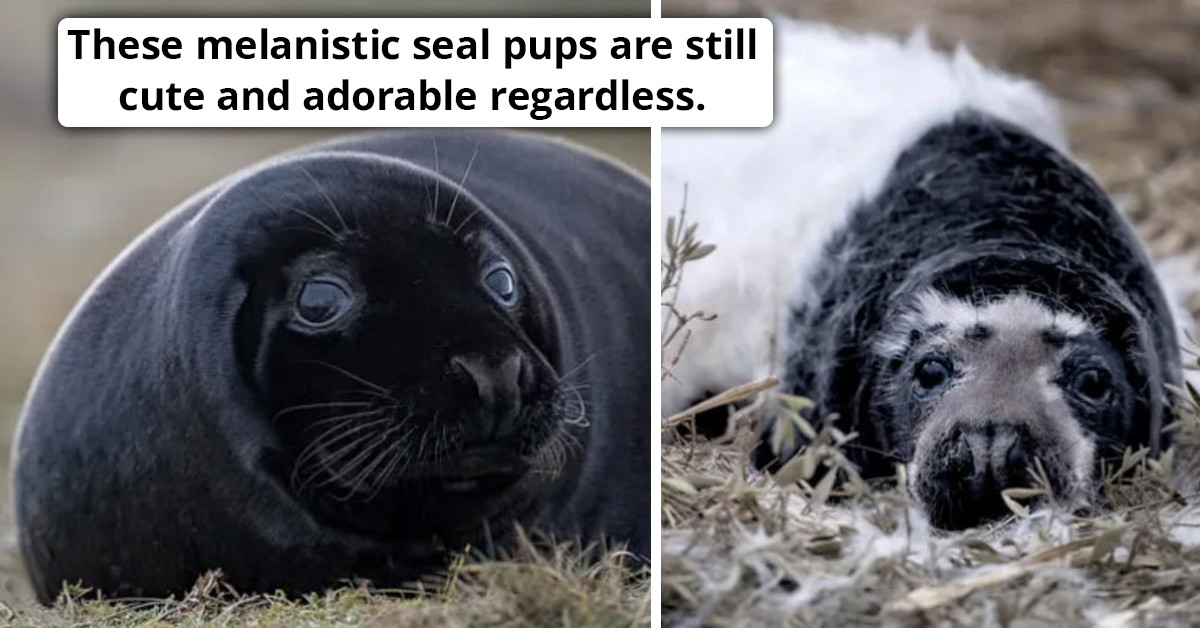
[875,290,1094,360]
[1037,367,1098,495]
[661,19,1066,414]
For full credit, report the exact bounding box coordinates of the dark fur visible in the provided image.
[14,131,649,602]
[753,112,1180,492]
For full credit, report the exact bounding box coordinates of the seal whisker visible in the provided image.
[452,208,481,236]
[421,164,437,224]
[296,164,351,234]
[321,427,402,500]
[273,401,372,420]
[431,137,442,223]
[293,359,390,395]
[293,429,381,493]
[278,226,345,241]
[386,426,420,479]
[529,427,582,479]
[445,143,480,229]
[246,185,341,244]
[557,353,598,384]
[294,420,389,473]
[413,425,433,467]
[292,414,390,472]
[285,206,343,243]
[341,423,409,499]
[298,426,391,491]
[342,388,401,405]
[358,440,406,501]
[303,408,389,430]
[552,382,591,428]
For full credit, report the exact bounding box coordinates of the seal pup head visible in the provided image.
[873,289,1136,529]
[225,151,584,537]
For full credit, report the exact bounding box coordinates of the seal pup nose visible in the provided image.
[451,352,526,438]
[946,424,1031,488]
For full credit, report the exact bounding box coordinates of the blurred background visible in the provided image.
[0,0,647,602]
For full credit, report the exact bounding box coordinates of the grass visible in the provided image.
[0,536,649,627]
[660,208,1200,626]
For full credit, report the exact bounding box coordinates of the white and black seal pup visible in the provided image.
[663,21,1197,530]
[13,130,649,602]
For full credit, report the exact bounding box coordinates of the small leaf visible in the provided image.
[809,467,837,508]
[962,540,1004,565]
[785,411,818,441]
[685,475,724,490]
[683,243,716,262]
[808,536,843,558]
[800,449,817,481]
[770,416,795,456]
[1001,491,1030,519]
[662,477,698,496]
[1114,447,1148,478]
[1002,487,1046,500]
[773,449,812,486]
[779,394,814,413]
[1188,380,1200,410]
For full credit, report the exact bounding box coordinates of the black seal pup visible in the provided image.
[14,130,649,602]
[662,21,1195,530]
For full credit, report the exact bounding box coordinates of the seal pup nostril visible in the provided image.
[946,424,1029,487]
[947,428,974,478]
[452,352,525,438]
[999,426,1029,482]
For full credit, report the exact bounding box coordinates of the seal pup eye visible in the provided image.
[914,358,953,395]
[294,276,353,328]
[482,261,518,307]
[1072,368,1111,401]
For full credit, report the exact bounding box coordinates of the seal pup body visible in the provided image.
[14,131,649,602]
[663,21,1191,529]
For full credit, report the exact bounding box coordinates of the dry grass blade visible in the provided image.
[661,377,780,429]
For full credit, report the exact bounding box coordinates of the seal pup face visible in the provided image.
[231,154,584,533]
[875,290,1135,530]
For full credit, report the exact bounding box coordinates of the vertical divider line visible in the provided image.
[649,123,663,628]
[651,1,665,623]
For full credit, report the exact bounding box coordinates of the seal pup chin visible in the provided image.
[664,20,1187,530]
